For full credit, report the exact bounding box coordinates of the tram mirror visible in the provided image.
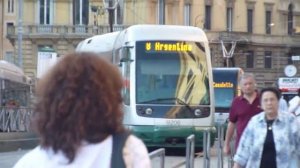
[120,46,134,65]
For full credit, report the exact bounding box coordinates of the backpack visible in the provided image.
[110,131,131,168]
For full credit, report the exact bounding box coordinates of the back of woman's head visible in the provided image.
[34,52,124,163]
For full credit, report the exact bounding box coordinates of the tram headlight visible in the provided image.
[194,108,202,116]
[145,108,153,115]
[124,125,133,131]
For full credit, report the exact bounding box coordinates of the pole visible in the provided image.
[108,0,113,32]
[158,0,165,24]
[17,0,23,68]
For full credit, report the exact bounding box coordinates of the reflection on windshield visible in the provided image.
[136,41,210,105]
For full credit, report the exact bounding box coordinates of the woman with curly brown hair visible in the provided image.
[13,52,151,168]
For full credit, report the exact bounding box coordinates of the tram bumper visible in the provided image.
[127,125,216,148]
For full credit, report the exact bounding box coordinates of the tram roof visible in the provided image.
[0,60,26,83]
[124,24,208,42]
[76,32,119,53]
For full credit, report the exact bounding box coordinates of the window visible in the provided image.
[73,0,89,25]
[115,4,122,25]
[287,51,293,64]
[184,3,191,26]
[247,9,253,33]
[8,0,14,13]
[6,22,14,35]
[288,4,293,35]
[6,22,14,27]
[246,51,254,68]
[4,51,14,64]
[204,5,211,30]
[264,51,272,69]
[122,47,131,105]
[39,0,53,24]
[265,11,271,34]
[264,82,273,87]
[226,7,233,31]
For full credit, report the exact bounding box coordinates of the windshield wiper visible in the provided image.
[139,98,193,112]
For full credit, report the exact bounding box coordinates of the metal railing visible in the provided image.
[216,124,225,168]
[185,134,195,168]
[0,107,33,132]
[215,123,236,168]
[149,148,165,168]
[203,129,211,168]
[171,134,195,168]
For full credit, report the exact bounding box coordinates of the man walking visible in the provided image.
[223,73,262,155]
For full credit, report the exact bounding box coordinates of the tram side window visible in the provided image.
[1,80,30,107]
[121,47,131,105]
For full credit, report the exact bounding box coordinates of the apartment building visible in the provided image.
[5,0,300,87]
[0,0,17,63]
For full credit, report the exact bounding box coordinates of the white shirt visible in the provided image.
[289,95,300,116]
[279,97,288,113]
[13,135,151,168]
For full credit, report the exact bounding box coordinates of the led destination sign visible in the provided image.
[145,42,192,52]
[213,82,234,88]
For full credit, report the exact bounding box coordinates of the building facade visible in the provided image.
[4,0,300,87]
[0,0,17,63]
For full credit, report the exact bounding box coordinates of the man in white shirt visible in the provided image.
[279,96,288,113]
[288,89,300,124]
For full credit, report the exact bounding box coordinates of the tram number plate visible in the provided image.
[166,120,181,126]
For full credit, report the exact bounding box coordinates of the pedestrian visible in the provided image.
[278,90,288,113]
[223,73,262,155]
[288,89,300,117]
[233,87,300,168]
[13,52,151,168]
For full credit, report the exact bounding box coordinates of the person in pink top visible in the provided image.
[223,73,262,155]
[14,52,151,168]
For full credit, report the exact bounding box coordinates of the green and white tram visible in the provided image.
[76,25,215,148]
[213,67,243,125]
[0,60,32,132]
[0,60,31,107]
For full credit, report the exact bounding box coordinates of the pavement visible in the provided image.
[0,149,29,168]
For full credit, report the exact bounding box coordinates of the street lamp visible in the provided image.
[102,0,119,32]
[17,0,23,68]
[91,5,105,26]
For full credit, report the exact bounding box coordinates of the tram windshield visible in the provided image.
[213,68,240,109]
[136,40,210,105]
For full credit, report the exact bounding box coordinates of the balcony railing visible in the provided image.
[207,31,300,47]
[7,24,129,38]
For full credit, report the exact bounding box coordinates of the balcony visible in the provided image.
[7,24,129,40]
[206,31,300,47]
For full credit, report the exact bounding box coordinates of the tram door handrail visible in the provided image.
[149,148,165,168]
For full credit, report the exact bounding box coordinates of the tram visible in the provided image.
[0,60,32,132]
[213,67,243,125]
[76,25,215,149]
[0,60,31,107]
